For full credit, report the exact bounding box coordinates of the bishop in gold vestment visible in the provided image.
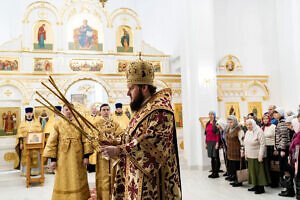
[43,105,93,200]
[95,104,124,200]
[15,107,42,176]
[101,59,182,200]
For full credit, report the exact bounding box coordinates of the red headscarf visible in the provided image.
[262,113,271,131]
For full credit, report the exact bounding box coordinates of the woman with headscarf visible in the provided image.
[216,119,229,176]
[289,114,300,199]
[205,111,220,178]
[225,115,245,187]
[274,107,295,197]
[245,119,271,194]
[262,113,279,187]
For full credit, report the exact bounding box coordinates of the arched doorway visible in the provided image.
[0,84,23,172]
[65,79,109,109]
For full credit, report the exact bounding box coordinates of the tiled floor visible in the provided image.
[0,162,294,200]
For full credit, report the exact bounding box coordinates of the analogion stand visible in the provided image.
[24,132,45,188]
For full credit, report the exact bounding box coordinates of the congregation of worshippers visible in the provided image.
[204,104,300,198]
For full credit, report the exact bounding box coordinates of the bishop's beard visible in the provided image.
[130,88,145,112]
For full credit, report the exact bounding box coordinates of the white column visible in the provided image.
[181,0,218,168]
[275,0,300,112]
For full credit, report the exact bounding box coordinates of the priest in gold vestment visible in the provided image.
[43,106,62,173]
[43,105,93,200]
[101,59,182,200]
[94,103,124,200]
[111,103,130,131]
[15,107,42,176]
[87,105,101,173]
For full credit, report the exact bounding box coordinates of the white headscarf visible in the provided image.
[246,119,257,132]
[292,118,300,133]
[217,119,228,131]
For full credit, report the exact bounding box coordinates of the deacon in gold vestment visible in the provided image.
[15,107,42,176]
[101,59,182,200]
[95,104,124,200]
[43,105,93,200]
[87,106,101,173]
[111,103,130,131]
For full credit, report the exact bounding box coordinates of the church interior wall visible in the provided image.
[0,0,299,169]
[0,0,183,172]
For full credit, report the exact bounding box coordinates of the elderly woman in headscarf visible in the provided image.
[205,111,220,178]
[274,107,295,197]
[244,119,271,194]
[262,113,278,188]
[216,119,229,176]
[225,115,245,187]
[289,114,300,199]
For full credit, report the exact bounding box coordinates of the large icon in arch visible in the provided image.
[116,25,133,53]
[68,19,103,51]
[33,20,54,50]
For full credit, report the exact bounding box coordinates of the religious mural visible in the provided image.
[33,58,53,72]
[248,102,262,120]
[225,102,240,121]
[0,58,19,71]
[116,25,133,53]
[152,61,162,73]
[174,103,183,127]
[117,60,161,73]
[33,20,54,50]
[0,107,20,136]
[68,19,103,51]
[117,60,130,72]
[69,59,103,72]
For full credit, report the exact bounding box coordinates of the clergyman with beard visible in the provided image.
[100,58,182,200]
[111,103,130,131]
[15,107,42,176]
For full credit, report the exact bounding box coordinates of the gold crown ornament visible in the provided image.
[126,53,154,85]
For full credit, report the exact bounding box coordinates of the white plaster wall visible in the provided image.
[181,0,217,168]
[275,0,300,112]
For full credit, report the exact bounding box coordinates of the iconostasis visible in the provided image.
[0,0,182,171]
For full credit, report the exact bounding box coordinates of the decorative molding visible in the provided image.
[0,50,170,57]
[0,79,29,103]
[4,152,17,162]
[23,1,59,24]
[218,54,242,72]
[217,75,269,102]
[0,35,22,49]
[0,73,180,78]
[110,8,141,29]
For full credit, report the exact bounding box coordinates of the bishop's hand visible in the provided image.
[100,146,120,159]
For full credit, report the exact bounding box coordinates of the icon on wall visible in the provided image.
[33,20,54,50]
[116,25,133,53]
